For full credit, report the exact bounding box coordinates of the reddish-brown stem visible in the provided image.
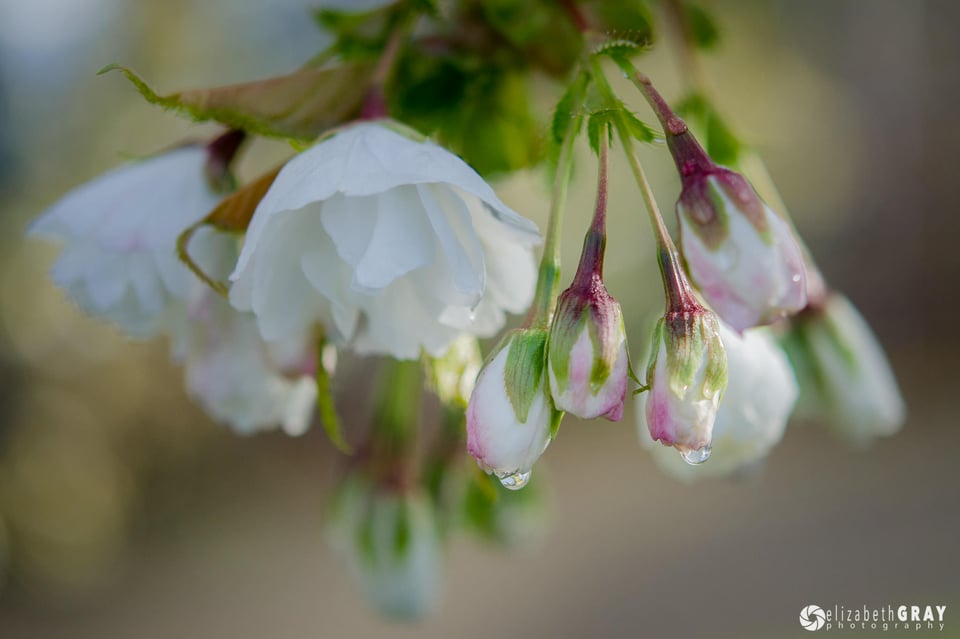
[571,126,610,290]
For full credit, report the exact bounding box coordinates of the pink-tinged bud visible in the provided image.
[675,163,807,332]
[779,292,905,445]
[640,322,799,481]
[633,75,807,331]
[465,329,560,489]
[546,275,628,421]
[641,306,728,463]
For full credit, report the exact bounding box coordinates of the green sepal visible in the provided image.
[662,310,727,400]
[644,319,664,386]
[98,63,373,140]
[503,329,548,424]
[549,407,564,440]
[588,304,625,392]
[709,175,773,243]
[664,312,705,395]
[545,292,589,389]
[700,313,729,399]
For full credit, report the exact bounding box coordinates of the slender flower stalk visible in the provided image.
[370,359,424,485]
[591,59,692,310]
[359,20,410,120]
[547,128,629,420]
[528,109,581,328]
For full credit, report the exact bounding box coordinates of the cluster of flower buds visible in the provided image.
[466,127,629,488]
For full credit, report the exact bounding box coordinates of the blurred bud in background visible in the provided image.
[326,474,443,620]
[778,293,906,445]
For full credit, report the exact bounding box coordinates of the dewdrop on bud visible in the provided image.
[641,306,728,464]
[466,329,560,489]
[640,322,798,480]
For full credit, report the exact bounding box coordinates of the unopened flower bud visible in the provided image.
[327,477,442,620]
[675,159,807,332]
[640,322,798,480]
[641,306,728,463]
[779,293,905,445]
[632,75,807,331]
[547,268,628,420]
[465,329,559,489]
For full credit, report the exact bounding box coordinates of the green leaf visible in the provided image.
[580,0,655,46]
[503,330,548,424]
[586,109,616,154]
[621,108,657,143]
[395,65,543,176]
[686,2,721,50]
[313,2,398,61]
[552,70,590,145]
[476,0,583,76]
[99,63,374,140]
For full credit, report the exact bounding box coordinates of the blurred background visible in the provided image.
[0,0,957,637]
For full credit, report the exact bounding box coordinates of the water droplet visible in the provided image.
[680,445,712,465]
[496,469,532,490]
[791,274,801,283]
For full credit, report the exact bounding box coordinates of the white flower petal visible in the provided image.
[30,146,222,336]
[231,121,541,359]
[352,187,435,292]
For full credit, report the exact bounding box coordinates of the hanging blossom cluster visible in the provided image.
[28,0,905,619]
